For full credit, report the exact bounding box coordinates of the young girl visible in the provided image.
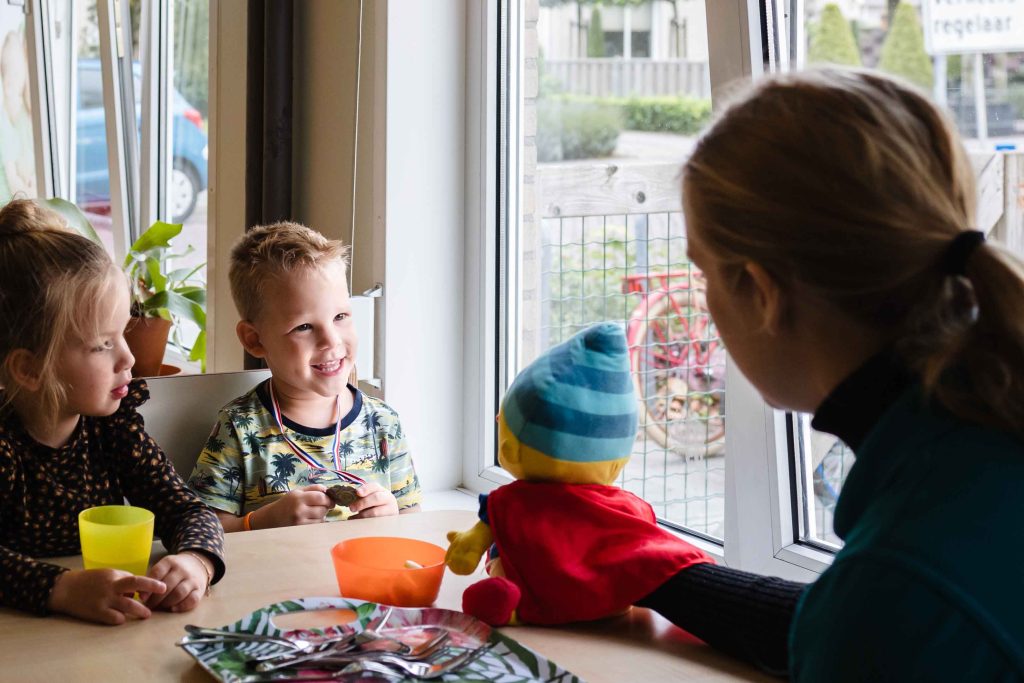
[0,199,224,625]
[636,69,1024,680]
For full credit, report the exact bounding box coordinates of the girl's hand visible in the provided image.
[347,483,400,519]
[143,552,213,612]
[47,568,167,625]
[258,484,334,528]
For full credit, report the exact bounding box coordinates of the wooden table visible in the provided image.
[0,510,773,682]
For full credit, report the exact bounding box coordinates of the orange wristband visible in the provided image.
[243,510,256,531]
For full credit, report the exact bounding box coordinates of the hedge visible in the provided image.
[614,96,712,135]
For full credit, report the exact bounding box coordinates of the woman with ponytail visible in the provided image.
[637,69,1024,680]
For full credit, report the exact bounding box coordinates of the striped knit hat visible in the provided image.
[501,322,637,475]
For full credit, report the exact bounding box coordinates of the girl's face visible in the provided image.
[55,273,135,419]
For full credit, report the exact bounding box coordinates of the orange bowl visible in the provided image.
[330,536,446,607]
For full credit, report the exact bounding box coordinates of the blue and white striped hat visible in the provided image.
[501,322,638,470]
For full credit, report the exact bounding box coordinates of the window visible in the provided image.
[30,0,209,373]
[501,0,725,542]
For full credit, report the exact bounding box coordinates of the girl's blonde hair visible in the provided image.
[684,68,1024,437]
[229,221,350,321]
[0,199,119,422]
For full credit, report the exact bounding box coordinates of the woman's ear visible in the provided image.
[236,320,266,358]
[743,262,786,335]
[5,349,43,391]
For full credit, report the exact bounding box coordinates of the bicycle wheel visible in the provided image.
[626,286,726,459]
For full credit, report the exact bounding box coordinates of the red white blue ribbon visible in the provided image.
[268,381,366,486]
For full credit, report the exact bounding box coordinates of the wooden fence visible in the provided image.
[545,59,710,99]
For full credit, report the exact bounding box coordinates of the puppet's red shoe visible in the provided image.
[463,576,521,626]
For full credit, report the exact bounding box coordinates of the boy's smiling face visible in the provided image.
[237,261,357,403]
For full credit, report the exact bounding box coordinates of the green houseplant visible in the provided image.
[44,198,207,375]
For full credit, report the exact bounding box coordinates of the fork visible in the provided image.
[181,626,303,650]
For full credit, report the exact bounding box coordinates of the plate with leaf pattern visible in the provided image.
[178,596,585,682]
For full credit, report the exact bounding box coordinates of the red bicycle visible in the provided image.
[624,270,726,459]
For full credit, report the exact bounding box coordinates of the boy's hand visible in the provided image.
[258,484,334,528]
[143,552,212,612]
[47,568,167,625]
[347,483,400,519]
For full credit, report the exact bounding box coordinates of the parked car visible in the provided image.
[76,58,208,223]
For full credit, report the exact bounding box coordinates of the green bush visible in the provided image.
[616,96,712,135]
[808,4,861,67]
[537,97,621,162]
[878,3,933,90]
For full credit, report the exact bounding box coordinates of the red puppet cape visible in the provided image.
[486,480,713,624]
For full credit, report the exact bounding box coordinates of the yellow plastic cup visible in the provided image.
[78,505,155,576]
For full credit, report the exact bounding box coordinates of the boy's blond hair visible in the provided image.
[229,221,350,322]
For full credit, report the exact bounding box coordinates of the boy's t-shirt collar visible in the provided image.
[255,379,362,436]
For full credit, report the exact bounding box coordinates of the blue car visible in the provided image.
[76,58,208,223]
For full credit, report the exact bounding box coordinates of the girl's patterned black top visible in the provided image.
[0,380,226,615]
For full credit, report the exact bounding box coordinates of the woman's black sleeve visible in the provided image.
[636,562,807,677]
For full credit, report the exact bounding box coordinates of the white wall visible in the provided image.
[384,2,466,493]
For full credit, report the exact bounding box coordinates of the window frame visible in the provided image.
[33,0,181,260]
[463,0,515,495]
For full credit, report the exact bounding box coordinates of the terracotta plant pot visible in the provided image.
[124,316,172,378]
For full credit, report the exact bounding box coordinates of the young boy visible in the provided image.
[187,222,421,532]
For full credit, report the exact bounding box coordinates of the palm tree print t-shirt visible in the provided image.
[187,381,421,519]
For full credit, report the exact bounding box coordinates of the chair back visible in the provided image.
[138,370,271,477]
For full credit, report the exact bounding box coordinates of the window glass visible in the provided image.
[796,0,1024,549]
[0,13,38,203]
[518,1,723,538]
[166,0,209,371]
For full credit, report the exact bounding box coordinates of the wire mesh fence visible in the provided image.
[532,210,726,538]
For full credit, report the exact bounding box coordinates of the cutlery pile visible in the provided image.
[178,607,493,681]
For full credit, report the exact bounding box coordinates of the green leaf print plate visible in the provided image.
[178,596,585,682]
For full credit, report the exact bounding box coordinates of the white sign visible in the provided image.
[922,0,1024,54]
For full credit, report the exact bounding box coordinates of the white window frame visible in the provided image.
[462,0,832,577]
[708,0,833,580]
[95,0,139,258]
[33,0,178,259]
[138,0,172,227]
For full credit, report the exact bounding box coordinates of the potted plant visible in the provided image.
[45,198,207,376]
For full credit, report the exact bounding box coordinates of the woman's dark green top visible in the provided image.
[791,383,1024,681]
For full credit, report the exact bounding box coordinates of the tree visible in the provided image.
[587,7,605,58]
[808,4,861,67]
[878,3,933,91]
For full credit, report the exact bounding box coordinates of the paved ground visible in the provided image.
[621,435,726,539]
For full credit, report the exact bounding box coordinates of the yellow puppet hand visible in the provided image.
[445,521,493,575]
